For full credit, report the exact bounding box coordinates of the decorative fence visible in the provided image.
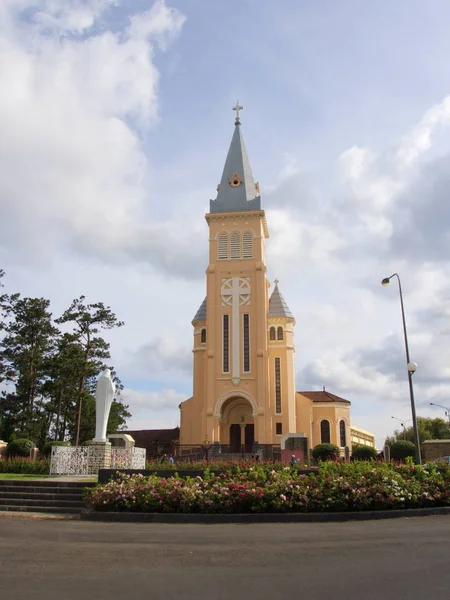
[111,447,146,470]
[50,446,146,476]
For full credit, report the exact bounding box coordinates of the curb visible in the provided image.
[0,511,80,520]
[80,505,450,524]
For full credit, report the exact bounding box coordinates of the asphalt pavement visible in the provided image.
[0,515,449,600]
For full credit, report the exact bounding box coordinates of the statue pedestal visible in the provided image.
[88,441,111,475]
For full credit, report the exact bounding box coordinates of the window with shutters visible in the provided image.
[321,420,331,444]
[201,328,206,344]
[269,327,276,341]
[275,357,281,414]
[223,314,230,373]
[218,233,228,260]
[243,313,250,372]
[230,232,241,259]
[277,326,283,341]
[242,231,253,259]
[340,420,346,447]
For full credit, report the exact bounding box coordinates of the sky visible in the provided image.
[2,0,450,449]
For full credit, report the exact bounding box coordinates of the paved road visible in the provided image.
[1,515,449,600]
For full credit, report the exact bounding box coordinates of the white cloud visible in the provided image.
[0,0,187,270]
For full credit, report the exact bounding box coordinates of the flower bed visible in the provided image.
[86,461,450,514]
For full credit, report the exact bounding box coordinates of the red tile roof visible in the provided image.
[297,391,351,405]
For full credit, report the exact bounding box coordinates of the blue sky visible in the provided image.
[2,0,450,447]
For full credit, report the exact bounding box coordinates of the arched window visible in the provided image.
[242,231,253,259]
[218,233,228,260]
[201,328,206,344]
[269,327,276,341]
[230,231,241,259]
[340,420,346,447]
[320,420,331,444]
[277,326,283,341]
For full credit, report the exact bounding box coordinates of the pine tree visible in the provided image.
[0,295,59,440]
[55,297,124,445]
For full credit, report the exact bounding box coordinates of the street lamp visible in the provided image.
[391,416,412,439]
[382,273,421,464]
[430,402,450,424]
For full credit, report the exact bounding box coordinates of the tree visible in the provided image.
[55,297,124,445]
[0,295,58,439]
[386,417,450,447]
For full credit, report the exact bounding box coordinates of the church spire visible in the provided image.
[209,104,261,214]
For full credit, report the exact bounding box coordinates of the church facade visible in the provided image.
[179,107,370,454]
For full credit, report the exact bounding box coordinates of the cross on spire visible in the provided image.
[274,279,279,286]
[232,102,243,124]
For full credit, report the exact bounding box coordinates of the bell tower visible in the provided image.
[180,105,296,449]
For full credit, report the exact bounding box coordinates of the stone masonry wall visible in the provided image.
[422,440,450,461]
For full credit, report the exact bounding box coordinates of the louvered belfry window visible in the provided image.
[277,326,283,341]
[230,232,241,259]
[223,314,230,373]
[201,328,206,344]
[218,233,228,260]
[269,327,276,341]
[275,358,281,413]
[243,313,250,372]
[242,232,253,259]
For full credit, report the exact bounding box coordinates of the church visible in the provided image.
[179,105,375,455]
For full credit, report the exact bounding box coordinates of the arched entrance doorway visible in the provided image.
[218,396,255,453]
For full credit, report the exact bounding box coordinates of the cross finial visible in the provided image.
[232,102,243,124]
[274,279,279,286]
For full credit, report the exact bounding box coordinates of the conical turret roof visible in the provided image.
[192,297,207,323]
[268,281,294,319]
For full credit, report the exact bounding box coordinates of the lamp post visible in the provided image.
[430,402,450,424]
[391,416,411,440]
[382,273,421,464]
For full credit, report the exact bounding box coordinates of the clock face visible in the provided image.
[229,173,242,187]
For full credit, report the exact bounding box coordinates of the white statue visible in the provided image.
[93,368,116,442]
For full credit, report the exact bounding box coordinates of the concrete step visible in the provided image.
[0,480,95,489]
[0,497,84,508]
[0,484,89,494]
[0,491,84,501]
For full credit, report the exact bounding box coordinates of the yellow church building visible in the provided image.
[179,105,375,457]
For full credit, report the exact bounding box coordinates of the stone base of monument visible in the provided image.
[88,441,112,475]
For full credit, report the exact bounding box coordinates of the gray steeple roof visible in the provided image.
[192,297,206,323]
[209,115,261,214]
[268,281,294,319]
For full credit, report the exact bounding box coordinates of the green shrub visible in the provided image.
[6,438,35,458]
[0,457,49,474]
[312,443,340,461]
[352,445,378,461]
[390,440,416,461]
[42,441,68,457]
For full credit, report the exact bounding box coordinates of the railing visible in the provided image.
[175,444,282,461]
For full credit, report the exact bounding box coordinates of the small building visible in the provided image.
[350,426,376,449]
